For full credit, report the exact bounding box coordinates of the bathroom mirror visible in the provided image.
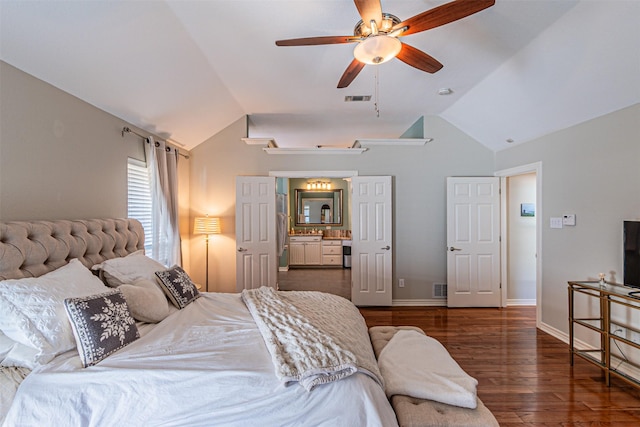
[295,189,343,226]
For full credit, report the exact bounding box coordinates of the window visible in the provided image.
[127,158,153,252]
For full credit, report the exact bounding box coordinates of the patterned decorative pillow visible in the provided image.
[64,289,139,367]
[155,266,200,309]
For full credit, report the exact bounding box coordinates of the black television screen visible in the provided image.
[624,221,640,288]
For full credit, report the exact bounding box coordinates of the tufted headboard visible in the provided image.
[0,218,145,280]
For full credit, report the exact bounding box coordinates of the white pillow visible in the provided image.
[92,251,166,287]
[0,259,109,368]
[0,331,14,359]
[0,332,38,368]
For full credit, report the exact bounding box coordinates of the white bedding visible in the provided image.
[4,293,398,427]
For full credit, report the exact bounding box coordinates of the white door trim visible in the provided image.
[495,161,542,328]
[499,176,508,308]
[269,171,359,178]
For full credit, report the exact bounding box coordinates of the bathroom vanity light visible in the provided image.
[306,181,332,190]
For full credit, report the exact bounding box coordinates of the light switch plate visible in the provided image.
[563,214,576,226]
[550,217,563,229]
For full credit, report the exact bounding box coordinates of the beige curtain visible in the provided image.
[145,137,181,267]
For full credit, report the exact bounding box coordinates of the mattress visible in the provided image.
[4,292,398,427]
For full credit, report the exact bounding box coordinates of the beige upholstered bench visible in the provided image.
[369,326,499,427]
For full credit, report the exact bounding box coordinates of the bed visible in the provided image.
[0,218,398,426]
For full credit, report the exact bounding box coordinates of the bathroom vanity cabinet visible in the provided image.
[289,235,322,266]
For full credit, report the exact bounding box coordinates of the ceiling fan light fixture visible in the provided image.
[353,35,401,65]
[354,13,401,37]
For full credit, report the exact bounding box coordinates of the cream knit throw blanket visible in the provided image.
[241,287,382,391]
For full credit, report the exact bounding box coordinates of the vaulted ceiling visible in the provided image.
[1,1,638,151]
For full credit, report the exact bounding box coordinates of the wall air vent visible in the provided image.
[344,95,371,102]
[433,283,448,298]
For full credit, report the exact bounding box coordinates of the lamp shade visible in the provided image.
[194,217,221,235]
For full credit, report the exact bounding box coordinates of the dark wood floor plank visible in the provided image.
[359,306,640,426]
[278,270,640,425]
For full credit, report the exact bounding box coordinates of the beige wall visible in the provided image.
[0,62,191,269]
[1,61,142,220]
[496,103,640,335]
[188,115,495,295]
[10,58,639,341]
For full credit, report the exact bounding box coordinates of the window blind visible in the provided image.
[127,158,153,252]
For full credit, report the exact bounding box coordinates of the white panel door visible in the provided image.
[235,176,277,291]
[351,176,392,306]
[446,177,501,307]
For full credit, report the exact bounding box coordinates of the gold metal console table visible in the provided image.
[568,280,640,390]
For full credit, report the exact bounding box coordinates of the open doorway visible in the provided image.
[496,162,542,326]
[270,172,394,306]
[505,173,537,304]
[236,172,394,305]
[271,171,356,299]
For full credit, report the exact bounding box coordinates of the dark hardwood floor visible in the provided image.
[359,306,640,427]
[278,267,351,300]
[279,269,640,425]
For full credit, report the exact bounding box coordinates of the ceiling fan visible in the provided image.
[275,0,495,88]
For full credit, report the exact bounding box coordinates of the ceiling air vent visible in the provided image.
[344,95,371,102]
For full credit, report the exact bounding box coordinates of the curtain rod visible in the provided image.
[121,126,189,159]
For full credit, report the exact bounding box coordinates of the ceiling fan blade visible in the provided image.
[337,59,366,88]
[276,36,360,46]
[396,43,443,74]
[393,0,495,36]
[354,0,383,28]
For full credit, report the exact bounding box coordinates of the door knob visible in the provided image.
[237,247,247,252]
[381,245,390,250]
[448,246,462,251]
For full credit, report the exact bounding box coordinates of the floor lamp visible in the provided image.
[194,216,221,292]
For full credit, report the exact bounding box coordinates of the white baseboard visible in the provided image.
[507,299,536,306]
[538,322,640,378]
[391,299,536,307]
[538,321,570,345]
[392,299,446,307]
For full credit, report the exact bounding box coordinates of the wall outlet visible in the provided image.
[398,278,405,288]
